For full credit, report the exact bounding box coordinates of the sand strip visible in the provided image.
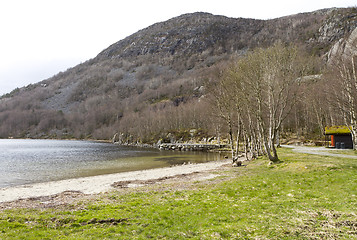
[0,160,230,203]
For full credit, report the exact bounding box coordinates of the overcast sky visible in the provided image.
[0,0,355,95]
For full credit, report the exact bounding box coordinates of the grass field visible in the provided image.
[0,148,356,239]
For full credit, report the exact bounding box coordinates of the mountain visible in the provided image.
[0,7,356,141]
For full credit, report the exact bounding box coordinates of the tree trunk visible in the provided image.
[228,120,235,161]
[262,132,280,163]
[271,141,279,162]
[266,144,280,162]
[235,119,241,158]
[242,130,249,161]
[276,129,281,148]
[349,123,357,150]
[348,133,357,151]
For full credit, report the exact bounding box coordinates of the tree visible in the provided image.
[215,43,310,162]
[327,54,357,149]
[209,63,250,163]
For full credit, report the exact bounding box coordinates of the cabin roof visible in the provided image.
[325,126,351,135]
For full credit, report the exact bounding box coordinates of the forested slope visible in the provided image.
[0,8,356,142]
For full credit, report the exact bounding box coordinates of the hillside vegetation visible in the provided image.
[0,8,356,142]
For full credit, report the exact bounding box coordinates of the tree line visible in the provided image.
[210,43,357,163]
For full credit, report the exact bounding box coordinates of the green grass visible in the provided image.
[328,149,357,156]
[1,148,356,239]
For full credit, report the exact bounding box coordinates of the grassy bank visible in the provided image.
[0,148,356,239]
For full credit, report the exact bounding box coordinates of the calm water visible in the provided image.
[0,139,220,188]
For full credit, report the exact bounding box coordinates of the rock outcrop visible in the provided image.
[328,27,357,62]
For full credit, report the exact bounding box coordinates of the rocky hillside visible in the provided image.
[0,7,356,140]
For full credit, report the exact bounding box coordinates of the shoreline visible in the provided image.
[0,159,231,203]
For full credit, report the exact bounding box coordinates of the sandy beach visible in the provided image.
[0,159,231,203]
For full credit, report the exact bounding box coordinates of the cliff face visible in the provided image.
[328,27,357,62]
[0,8,356,139]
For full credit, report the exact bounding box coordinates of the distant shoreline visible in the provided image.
[0,159,231,203]
[2,138,230,152]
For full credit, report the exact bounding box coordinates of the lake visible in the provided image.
[0,139,221,188]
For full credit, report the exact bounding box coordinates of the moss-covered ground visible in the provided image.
[0,148,356,239]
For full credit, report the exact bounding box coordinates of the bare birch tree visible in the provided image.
[327,54,357,149]
[215,43,309,163]
[211,66,239,161]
